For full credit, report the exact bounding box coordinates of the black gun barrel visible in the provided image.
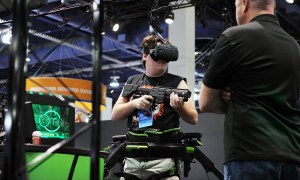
[165,89,191,101]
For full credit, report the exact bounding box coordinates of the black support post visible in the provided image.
[2,0,30,179]
[90,0,104,180]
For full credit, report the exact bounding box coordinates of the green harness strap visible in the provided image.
[128,127,181,137]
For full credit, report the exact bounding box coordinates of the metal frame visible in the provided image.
[2,0,105,179]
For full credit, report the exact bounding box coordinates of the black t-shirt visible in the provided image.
[125,73,185,132]
[203,14,300,163]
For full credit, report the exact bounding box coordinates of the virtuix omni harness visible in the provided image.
[104,86,224,179]
[103,131,224,179]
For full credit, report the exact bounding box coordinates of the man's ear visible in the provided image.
[243,0,249,13]
[141,53,147,67]
[142,53,147,60]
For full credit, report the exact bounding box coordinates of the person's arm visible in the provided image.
[199,82,226,114]
[111,89,153,121]
[170,80,198,125]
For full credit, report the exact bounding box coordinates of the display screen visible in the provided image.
[32,104,71,139]
[25,92,75,146]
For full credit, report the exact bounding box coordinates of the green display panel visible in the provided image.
[26,152,104,180]
[32,104,71,139]
[25,92,75,146]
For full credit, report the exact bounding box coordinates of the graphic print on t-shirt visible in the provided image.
[131,85,165,127]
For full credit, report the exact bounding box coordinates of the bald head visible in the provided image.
[235,0,275,25]
[250,0,275,10]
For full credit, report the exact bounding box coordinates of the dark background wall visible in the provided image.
[75,113,225,180]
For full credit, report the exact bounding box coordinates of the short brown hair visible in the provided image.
[141,35,170,67]
[141,35,164,55]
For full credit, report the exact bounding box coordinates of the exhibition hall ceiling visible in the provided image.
[0,0,299,102]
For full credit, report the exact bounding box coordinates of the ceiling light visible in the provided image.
[1,29,12,44]
[165,12,174,25]
[110,76,120,87]
[286,0,294,3]
[112,23,119,32]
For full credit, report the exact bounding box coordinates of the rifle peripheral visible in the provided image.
[122,84,191,105]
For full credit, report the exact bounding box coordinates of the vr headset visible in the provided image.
[149,43,179,62]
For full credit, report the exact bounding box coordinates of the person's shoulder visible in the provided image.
[165,73,186,83]
[128,74,143,79]
[223,20,263,38]
[165,73,184,79]
[223,25,239,35]
[126,74,143,84]
[223,24,251,36]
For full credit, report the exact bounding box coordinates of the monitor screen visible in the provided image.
[32,103,71,139]
[25,92,75,147]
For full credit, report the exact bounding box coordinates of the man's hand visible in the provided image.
[170,92,184,109]
[220,87,231,103]
[132,95,153,110]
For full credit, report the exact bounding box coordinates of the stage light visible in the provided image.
[110,76,120,87]
[165,12,174,24]
[1,30,12,44]
[286,0,294,3]
[112,23,119,32]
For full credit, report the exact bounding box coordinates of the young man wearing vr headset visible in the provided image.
[111,35,198,179]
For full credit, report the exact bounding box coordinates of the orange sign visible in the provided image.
[26,77,106,111]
